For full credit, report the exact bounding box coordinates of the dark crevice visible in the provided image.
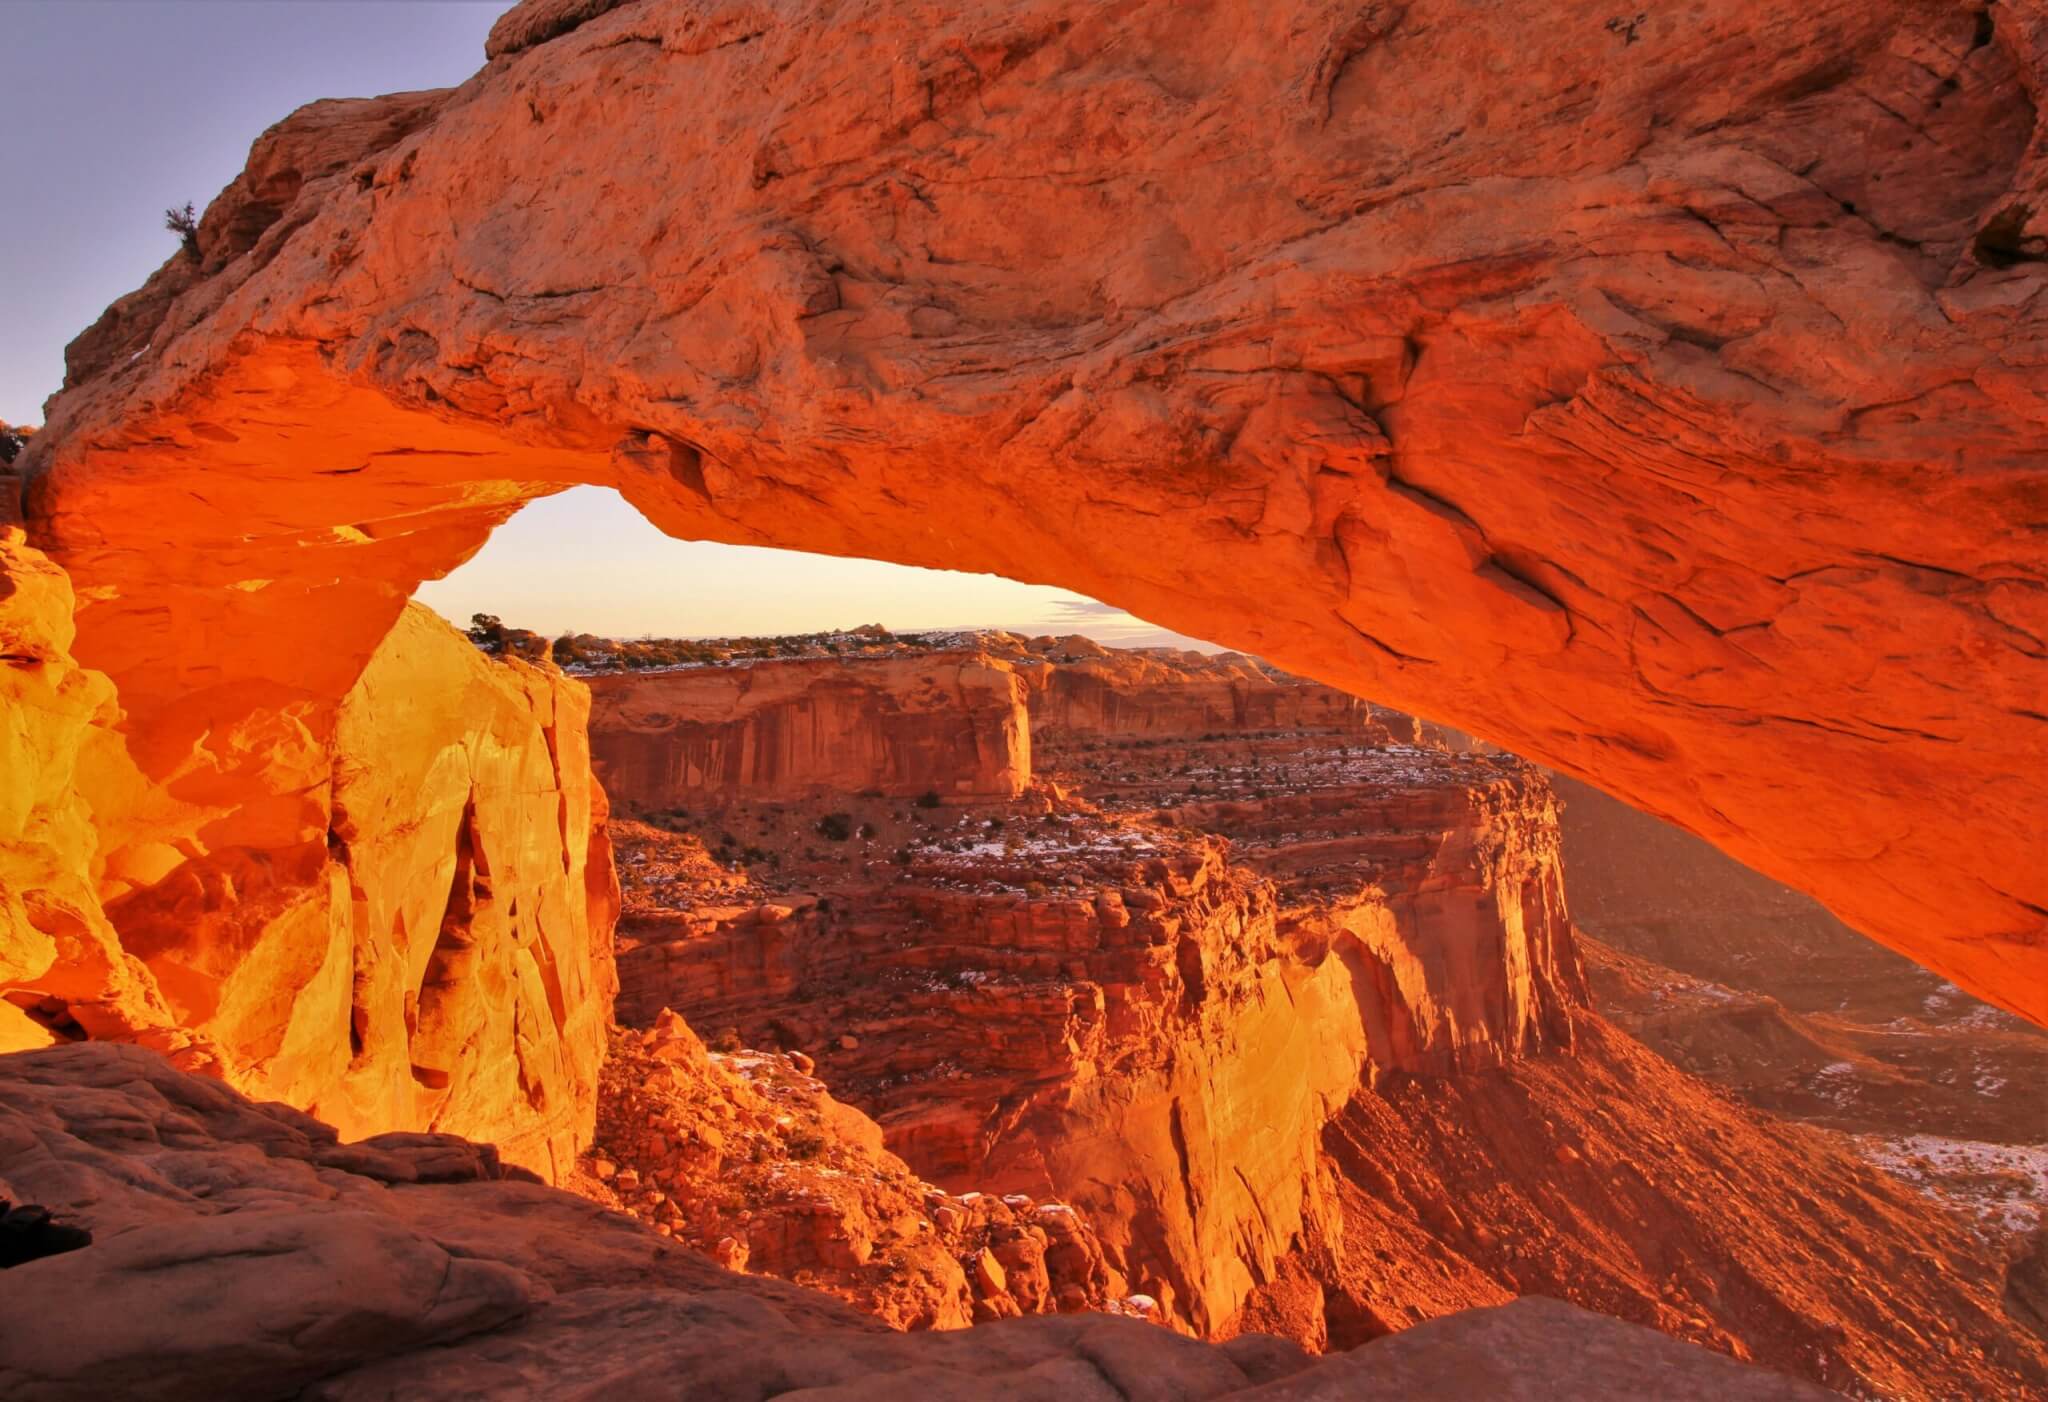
[1974,204,2044,270]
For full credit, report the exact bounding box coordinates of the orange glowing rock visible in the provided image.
[19,0,2044,1025]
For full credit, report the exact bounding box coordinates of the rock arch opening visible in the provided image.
[4,0,2048,1390]
[5,0,2043,1119]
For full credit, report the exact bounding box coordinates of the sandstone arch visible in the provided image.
[19,0,2048,1049]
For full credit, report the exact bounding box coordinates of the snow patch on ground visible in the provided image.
[1857,1133,2048,1239]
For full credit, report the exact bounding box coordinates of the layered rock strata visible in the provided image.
[19,0,2048,1020]
[587,650,1031,809]
[990,634,1383,741]
[598,666,2048,1395]
[610,729,1586,1335]
[0,1040,1844,1402]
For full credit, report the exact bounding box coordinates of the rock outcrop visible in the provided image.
[587,651,1031,809]
[597,673,2048,1396]
[317,603,616,1175]
[0,1040,1846,1402]
[993,634,1382,741]
[0,477,194,1062]
[609,732,1580,1336]
[18,0,2048,1021]
[582,1008,1123,1330]
[0,581,616,1178]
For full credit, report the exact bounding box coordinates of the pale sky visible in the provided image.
[3,1,1204,648]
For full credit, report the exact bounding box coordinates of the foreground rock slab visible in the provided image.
[0,1042,1833,1401]
[18,0,2048,1023]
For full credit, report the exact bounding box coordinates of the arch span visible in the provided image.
[22,0,2048,1029]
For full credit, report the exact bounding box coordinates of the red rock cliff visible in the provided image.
[611,739,1580,1335]
[993,634,1381,740]
[586,651,1030,810]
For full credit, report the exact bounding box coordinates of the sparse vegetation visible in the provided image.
[466,612,548,661]
[164,201,200,257]
[0,422,30,467]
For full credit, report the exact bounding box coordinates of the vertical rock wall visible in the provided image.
[0,542,617,1178]
[586,652,1032,809]
[0,478,195,1061]
[320,605,618,1175]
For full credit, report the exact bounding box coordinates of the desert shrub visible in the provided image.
[914,790,942,810]
[164,201,199,257]
[815,812,853,842]
[709,1027,743,1053]
[784,1127,826,1160]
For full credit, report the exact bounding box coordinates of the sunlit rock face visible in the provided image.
[0,575,616,1177]
[587,652,1031,808]
[0,479,197,1062]
[21,0,2046,1021]
[317,604,617,1175]
[997,634,1382,739]
[608,666,1583,1335]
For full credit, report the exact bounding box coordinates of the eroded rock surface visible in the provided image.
[578,1008,1123,1329]
[19,0,2048,1021]
[0,1040,1844,1401]
[588,650,1031,808]
[0,588,616,1178]
[593,652,2048,1396]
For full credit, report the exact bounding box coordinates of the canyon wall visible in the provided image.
[0,478,195,1062]
[586,652,1030,810]
[611,743,1581,1335]
[0,547,616,1177]
[317,604,617,1175]
[19,0,2048,1021]
[993,634,1378,739]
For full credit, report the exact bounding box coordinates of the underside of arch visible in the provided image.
[15,0,2048,1048]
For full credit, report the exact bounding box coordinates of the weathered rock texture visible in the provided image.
[600,677,2048,1396]
[582,1007,1123,1330]
[0,583,615,1178]
[0,1040,1843,1401]
[995,634,1381,740]
[317,603,616,1175]
[20,0,2048,1020]
[588,651,1030,809]
[0,479,196,1063]
[610,734,1581,1336]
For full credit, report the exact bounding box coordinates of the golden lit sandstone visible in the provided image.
[587,650,1031,809]
[318,604,617,1174]
[18,0,2048,1021]
[0,573,615,1175]
[0,478,196,1059]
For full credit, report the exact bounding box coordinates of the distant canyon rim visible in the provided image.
[1,0,2044,1396]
